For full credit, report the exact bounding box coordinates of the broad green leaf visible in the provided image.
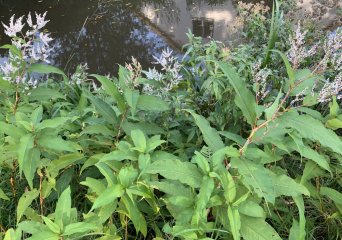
[3,228,21,240]
[290,69,317,96]
[138,153,150,171]
[329,96,339,117]
[80,177,106,195]
[240,215,282,240]
[121,194,147,237]
[228,206,241,240]
[124,89,139,116]
[192,177,214,225]
[80,125,114,136]
[291,196,306,240]
[146,159,203,188]
[86,93,118,124]
[54,187,71,229]
[18,221,49,234]
[90,74,126,112]
[23,148,40,189]
[231,158,309,204]
[31,106,43,125]
[48,153,83,177]
[28,63,67,80]
[0,122,26,140]
[297,107,323,120]
[100,149,137,162]
[17,189,39,224]
[28,88,65,102]
[18,134,35,178]
[38,135,80,153]
[320,187,342,205]
[193,151,210,174]
[42,216,60,234]
[279,112,342,155]
[91,184,124,211]
[264,90,283,120]
[209,168,237,203]
[271,50,295,86]
[301,160,325,184]
[122,121,164,135]
[118,65,132,89]
[0,188,9,200]
[137,95,170,112]
[146,135,165,153]
[131,129,146,152]
[35,117,73,131]
[150,180,193,197]
[95,162,117,187]
[1,44,22,57]
[218,62,256,125]
[212,146,240,170]
[186,109,224,152]
[289,220,300,240]
[26,231,59,240]
[118,166,138,188]
[326,118,342,130]
[62,222,98,236]
[0,77,15,91]
[288,135,331,173]
[238,200,265,218]
[219,131,246,146]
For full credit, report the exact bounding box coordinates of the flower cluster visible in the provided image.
[318,72,342,103]
[0,12,53,86]
[125,57,142,89]
[319,28,342,72]
[287,21,318,69]
[142,48,182,98]
[70,63,89,85]
[252,60,272,102]
[152,47,182,81]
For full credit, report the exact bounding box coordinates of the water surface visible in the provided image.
[0,0,240,75]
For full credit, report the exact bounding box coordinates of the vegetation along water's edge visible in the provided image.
[0,0,341,239]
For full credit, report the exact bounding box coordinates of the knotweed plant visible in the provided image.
[1,7,342,240]
[0,12,53,86]
[285,24,341,104]
[142,48,183,98]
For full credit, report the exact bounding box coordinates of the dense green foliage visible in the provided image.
[0,1,341,239]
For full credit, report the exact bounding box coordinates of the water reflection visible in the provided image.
[0,0,174,75]
[0,0,240,75]
[141,0,237,47]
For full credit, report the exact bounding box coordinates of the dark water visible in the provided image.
[0,0,242,75]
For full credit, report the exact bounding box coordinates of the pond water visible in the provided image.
[0,0,243,75]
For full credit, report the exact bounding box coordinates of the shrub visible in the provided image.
[0,5,341,240]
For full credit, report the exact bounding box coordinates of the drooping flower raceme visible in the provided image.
[287,21,318,69]
[318,72,342,103]
[0,12,53,87]
[142,48,183,97]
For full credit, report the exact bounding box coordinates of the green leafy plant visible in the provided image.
[1,5,341,240]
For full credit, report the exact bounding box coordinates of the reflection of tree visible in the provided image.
[104,0,181,25]
[0,0,172,75]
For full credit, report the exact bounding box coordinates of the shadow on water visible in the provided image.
[0,0,260,75]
